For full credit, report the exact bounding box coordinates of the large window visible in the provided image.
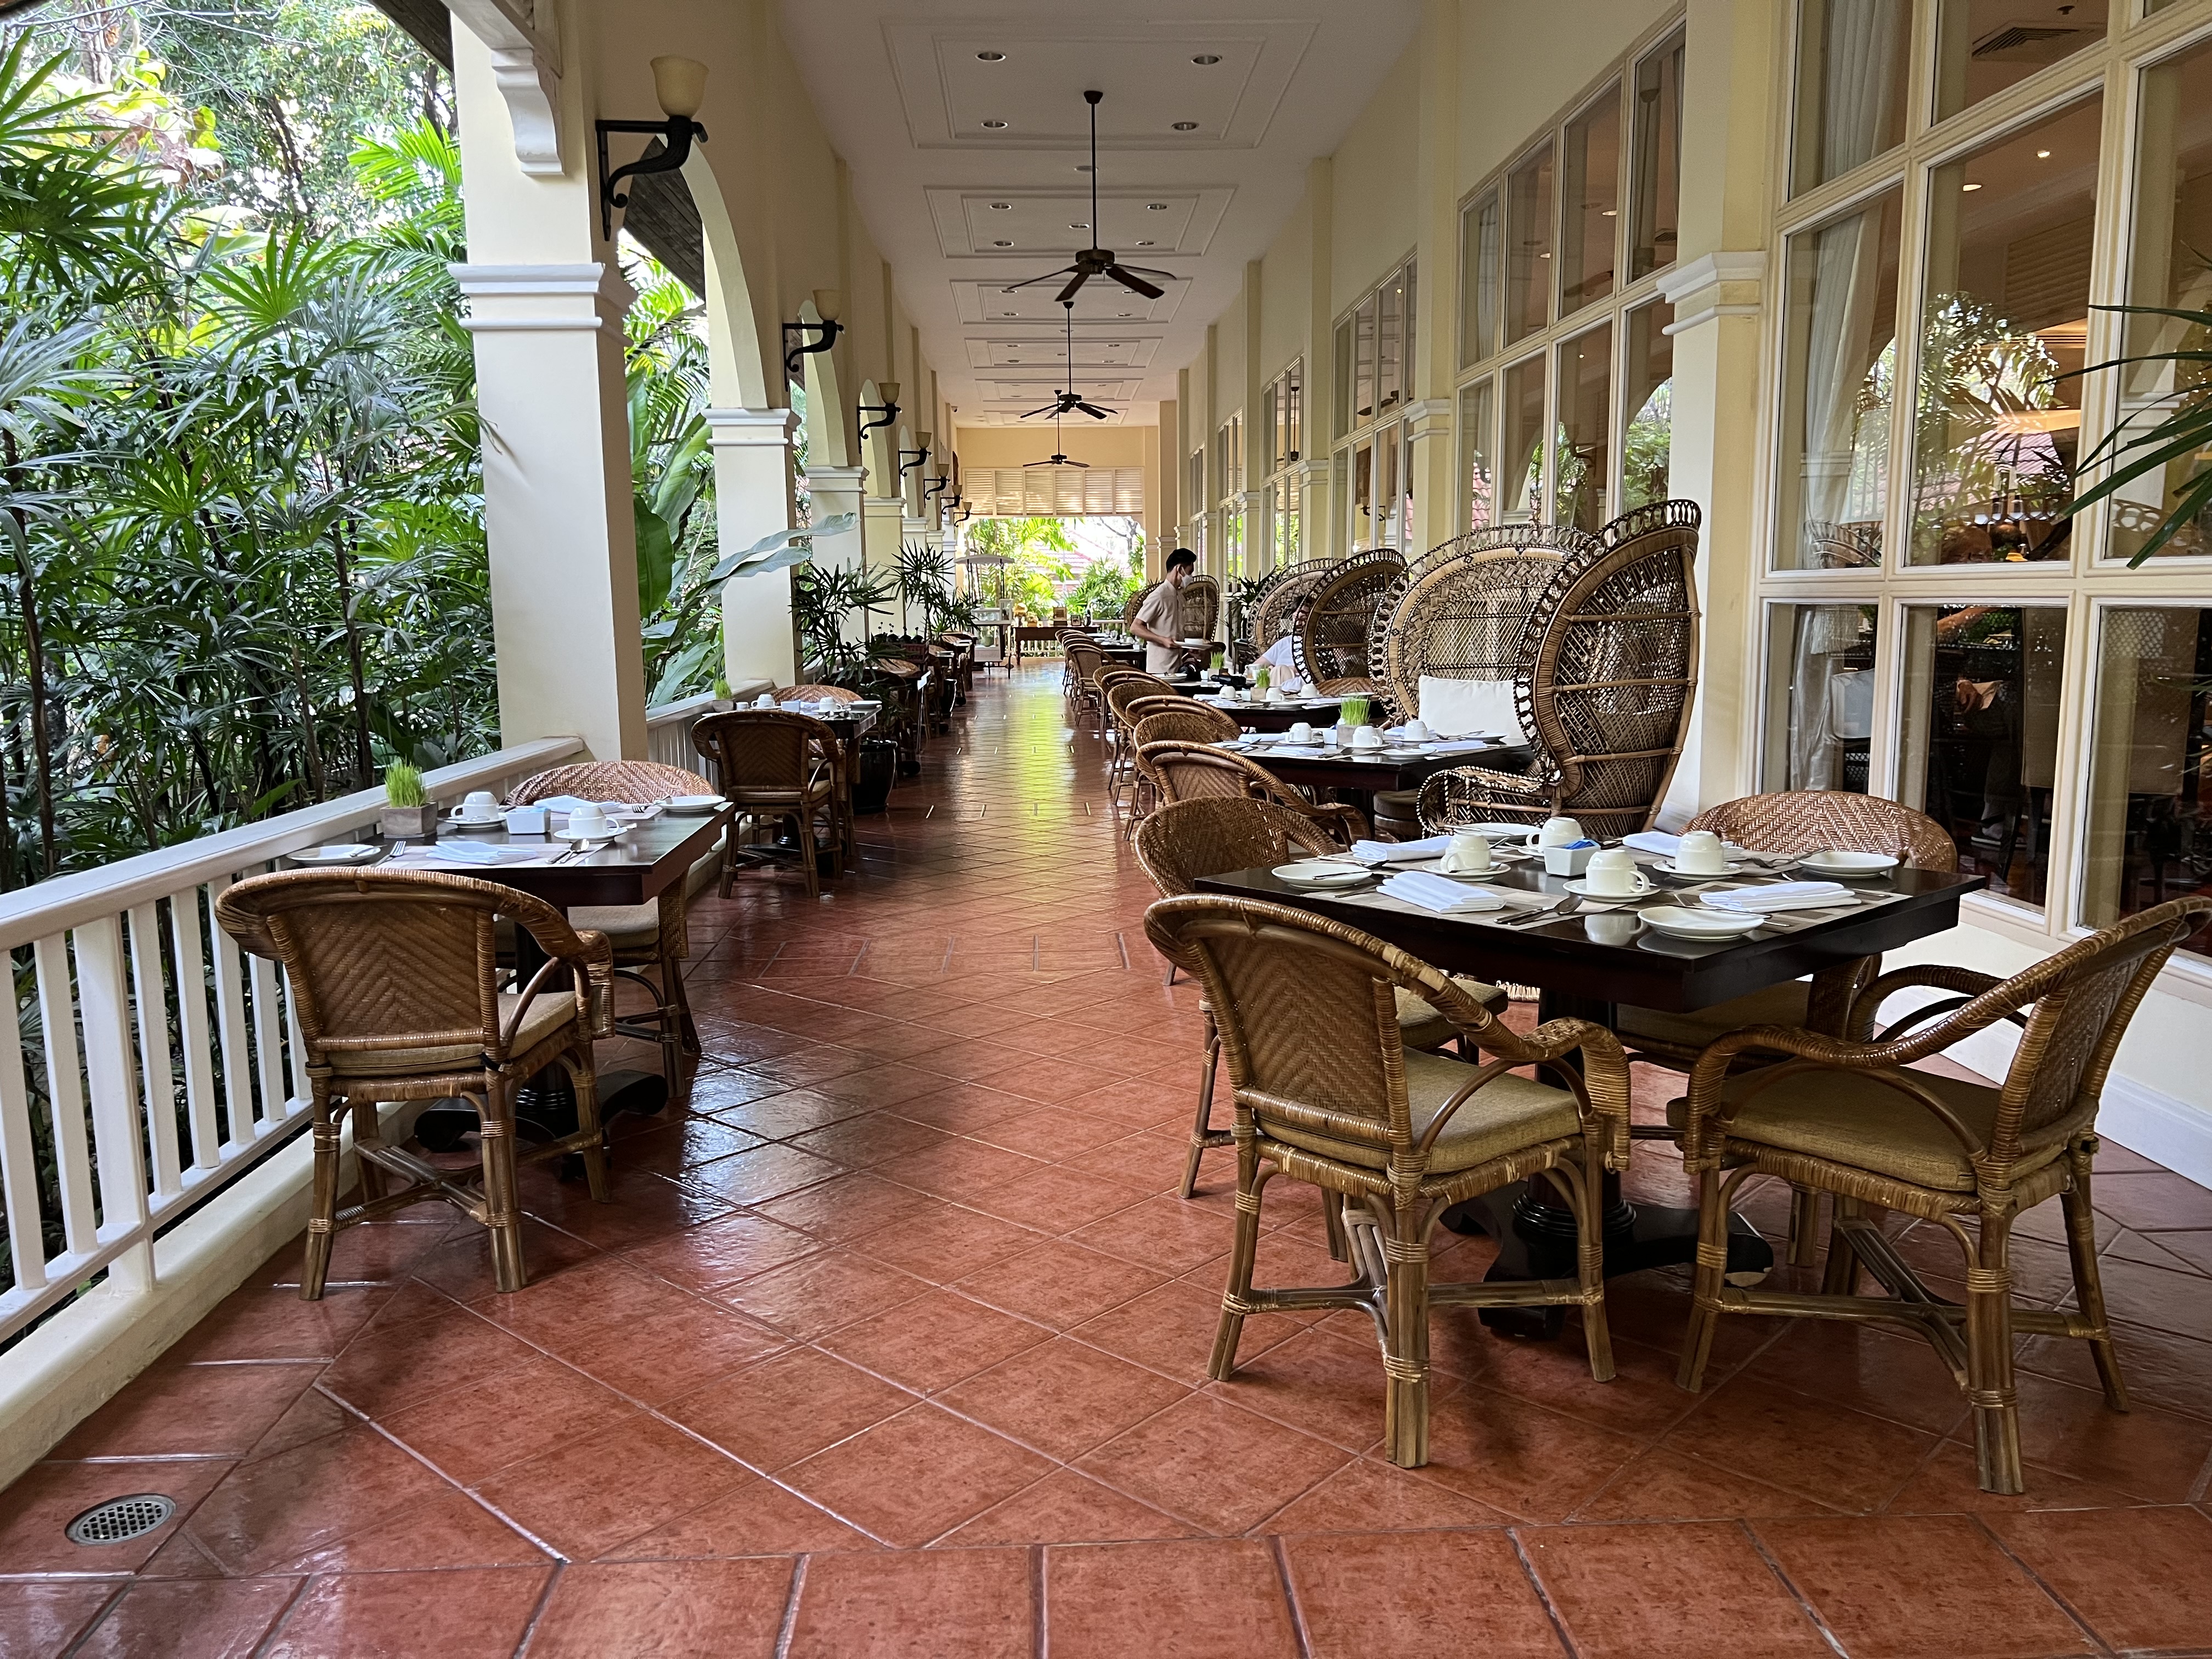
[1560,93,1620,316]
[1460,189,1501,367]
[1935,0,2107,121]
[1460,379,1496,531]
[1259,360,1304,572]
[1333,261,1418,551]
[1623,300,1675,511]
[1629,32,1683,279]
[1791,0,1912,196]
[1763,603,1879,793]
[1555,323,1613,532]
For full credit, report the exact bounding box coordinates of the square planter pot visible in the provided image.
[379,804,439,840]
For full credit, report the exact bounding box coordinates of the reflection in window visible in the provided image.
[1461,379,1496,531]
[1560,92,1620,317]
[1936,0,2106,122]
[1353,439,1374,548]
[1506,143,1555,347]
[1354,292,1378,422]
[1899,605,2066,907]
[1792,0,1911,197]
[1764,604,1878,793]
[1461,191,1501,366]
[1378,273,1406,415]
[1334,317,1353,437]
[1776,189,1901,569]
[1377,425,1401,549]
[1623,301,1674,511]
[1554,324,1612,533]
[2111,38,2212,562]
[1630,31,1683,280]
[1910,97,2100,566]
[1503,355,1546,523]
[1272,476,1300,567]
[2083,607,2212,959]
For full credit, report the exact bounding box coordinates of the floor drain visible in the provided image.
[65,1494,176,1545]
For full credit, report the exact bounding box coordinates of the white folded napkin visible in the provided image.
[1351,836,1452,866]
[1378,871,1508,913]
[399,842,552,867]
[1424,739,1498,756]
[1623,831,1680,857]
[1704,881,1851,914]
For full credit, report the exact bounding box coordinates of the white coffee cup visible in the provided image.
[1265,686,1288,703]
[450,790,500,825]
[1677,829,1728,874]
[1584,847,1652,898]
[1350,725,1384,751]
[1584,911,1639,946]
[1402,718,1434,743]
[1537,816,1587,848]
[754,692,776,708]
[567,803,611,837]
[1441,831,1493,874]
[1287,721,1315,743]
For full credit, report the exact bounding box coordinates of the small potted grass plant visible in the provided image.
[380,761,438,840]
[1336,694,1371,746]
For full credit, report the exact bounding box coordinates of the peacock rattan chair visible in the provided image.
[691,709,840,900]
[1136,740,1369,848]
[215,868,615,1296]
[509,761,715,1097]
[1238,558,1331,670]
[1131,704,1242,748]
[1673,894,2212,1494]
[1122,582,1157,634]
[1372,526,1582,735]
[1134,798,1515,1201]
[1291,549,1407,701]
[1414,501,1701,841]
[1144,893,1629,1466]
[1179,573,1221,642]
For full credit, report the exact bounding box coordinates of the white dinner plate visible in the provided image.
[289,843,380,865]
[1793,850,1898,878]
[1640,905,1765,940]
[665,794,729,814]
[1273,861,1372,888]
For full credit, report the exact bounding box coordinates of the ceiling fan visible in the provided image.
[1025,306,1091,470]
[1002,90,1177,306]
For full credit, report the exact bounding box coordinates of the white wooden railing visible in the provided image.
[644,690,726,777]
[0,736,583,1350]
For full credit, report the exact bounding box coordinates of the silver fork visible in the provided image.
[1501,895,1578,927]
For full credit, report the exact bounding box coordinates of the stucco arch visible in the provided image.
[681,150,770,411]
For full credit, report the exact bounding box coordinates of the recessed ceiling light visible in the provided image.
[1147,202,1168,211]
[989,201,1011,210]
[1075,164,1093,172]
[981,119,1007,129]
[1172,121,1199,131]
[992,239,1012,246]
[976,50,1004,61]
[1002,311,1018,317]
[1962,181,1982,191]
[2036,149,2051,159]
[1135,240,1155,247]
[1192,53,1221,65]
[1119,312,1133,317]
[1600,208,1617,217]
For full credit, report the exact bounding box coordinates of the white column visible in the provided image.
[707,406,799,690]
[1402,397,1455,557]
[1242,487,1269,576]
[862,493,906,639]
[453,261,646,760]
[805,464,867,651]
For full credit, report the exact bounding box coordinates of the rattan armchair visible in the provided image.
[691,709,840,900]
[1134,798,1513,1200]
[1103,672,1179,803]
[1673,894,2212,1494]
[1065,639,1107,723]
[1414,502,1701,841]
[508,761,714,1095]
[216,868,614,1296]
[1130,704,1242,747]
[1290,549,1407,701]
[1135,740,1369,848]
[1146,893,1628,1465]
[1179,573,1221,643]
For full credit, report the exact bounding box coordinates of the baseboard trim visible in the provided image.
[2099,1074,2212,1188]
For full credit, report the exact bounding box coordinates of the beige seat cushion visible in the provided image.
[1264,1047,1581,1174]
[1667,1067,2062,1193]
[569,901,659,948]
[330,992,578,1077]
[1396,979,1510,1051]
[1616,980,1812,1053]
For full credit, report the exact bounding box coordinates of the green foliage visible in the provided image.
[381,759,424,806]
[963,516,1074,619]
[2067,289,2212,565]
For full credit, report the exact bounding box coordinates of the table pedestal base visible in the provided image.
[1439,1185,1773,1339]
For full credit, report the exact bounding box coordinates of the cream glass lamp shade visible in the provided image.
[651,57,707,120]
[810,289,844,323]
[877,383,900,406]
[915,431,932,451]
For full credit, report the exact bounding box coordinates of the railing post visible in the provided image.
[74,916,153,1293]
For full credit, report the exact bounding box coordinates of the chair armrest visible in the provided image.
[1306,800,1372,842]
[1848,964,2009,1041]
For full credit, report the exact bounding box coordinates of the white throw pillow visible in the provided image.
[1418,675,1527,743]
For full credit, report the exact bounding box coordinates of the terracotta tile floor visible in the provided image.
[7,669,2212,1657]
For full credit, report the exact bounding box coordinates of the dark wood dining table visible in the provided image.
[1193,851,1987,1333]
[1231,735,1531,794]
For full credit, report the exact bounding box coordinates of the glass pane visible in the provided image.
[1776,188,1903,569]
[1334,318,1353,437]
[1623,300,1675,510]
[1461,379,1496,531]
[2083,607,2212,957]
[1506,143,1555,347]
[1503,355,1547,523]
[1356,293,1380,423]
[1378,271,1406,416]
[1630,31,1683,279]
[1462,193,1501,365]
[1285,363,1302,462]
[1936,0,2107,122]
[1792,0,1912,196]
[1763,603,1878,792]
[1561,91,1621,316]
[1910,97,2101,566]
[1353,439,1375,548]
[1262,383,1278,475]
[1377,425,1401,548]
[1273,476,1300,565]
[2111,39,2212,562]
[1403,263,1417,402]
[1899,605,2066,906]
[1555,323,1612,533]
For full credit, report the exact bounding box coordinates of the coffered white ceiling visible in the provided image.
[775,1,1419,429]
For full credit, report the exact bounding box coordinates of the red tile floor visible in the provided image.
[7,669,2212,1657]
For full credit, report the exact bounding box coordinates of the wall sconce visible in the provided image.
[596,57,708,241]
[782,289,844,380]
[857,382,900,439]
[922,469,950,503]
[898,432,933,481]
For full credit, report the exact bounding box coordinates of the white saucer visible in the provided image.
[449,816,505,832]
[1640,905,1765,940]
[1274,861,1370,888]
[1562,878,1661,900]
[1654,859,1742,878]
[289,843,380,866]
[1793,851,1898,878]
[665,794,729,814]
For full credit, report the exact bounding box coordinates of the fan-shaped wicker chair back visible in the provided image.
[1132,704,1242,748]
[1243,561,1331,664]
[510,760,709,805]
[1291,549,1407,700]
[1180,574,1221,641]
[1372,528,1585,727]
[1688,791,1957,871]
[1136,741,1367,846]
[1122,583,1156,632]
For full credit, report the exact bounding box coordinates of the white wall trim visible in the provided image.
[450,263,634,334]
[447,0,565,176]
[705,407,800,447]
[2100,1074,2212,1188]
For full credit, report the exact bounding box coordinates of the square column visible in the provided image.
[707,407,799,689]
[1402,398,1456,557]
[805,465,867,650]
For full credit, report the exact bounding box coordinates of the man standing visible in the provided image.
[1130,547,1198,677]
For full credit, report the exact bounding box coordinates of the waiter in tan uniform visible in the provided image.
[1130,547,1199,676]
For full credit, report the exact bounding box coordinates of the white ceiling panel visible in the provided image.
[927,188,1226,258]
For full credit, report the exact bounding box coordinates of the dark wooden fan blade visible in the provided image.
[1105,266,1164,300]
[1075,403,1111,419]
[1019,403,1059,419]
[1054,271,1088,306]
[1111,264,1177,281]
[1001,266,1078,294]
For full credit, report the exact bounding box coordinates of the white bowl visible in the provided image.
[1640,905,1765,940]
[1796,850,1899,878]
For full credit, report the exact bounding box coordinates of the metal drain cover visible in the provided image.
[66,1494,176,1545]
